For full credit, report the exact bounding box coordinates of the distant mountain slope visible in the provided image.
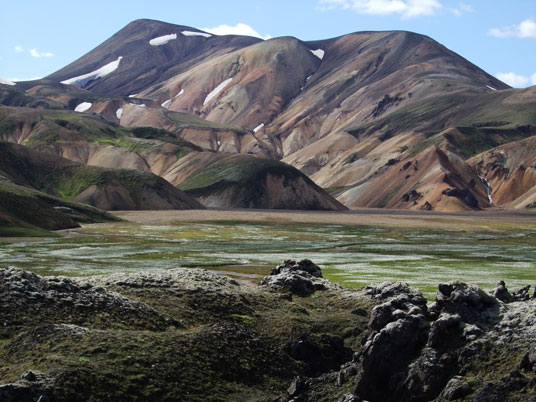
[176,153,348,210]
[0,141,204,210]
[7,19,535,211]
[46,19,261,96]
[0,181,118,235]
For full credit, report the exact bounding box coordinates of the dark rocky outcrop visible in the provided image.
[258,259,337,296]
[2,263,536,402]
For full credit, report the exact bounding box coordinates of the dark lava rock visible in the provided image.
[287,334,353,376]
[427,313,465,352]
[259,259,333,297]
[435,281,498,325]
[20,371,37,382]
[350,307,367,317]
[436,375,472,401]
[287,376,308,397]
[270,259,323,278]
[519,344,536,371]
[0,267,171,336]
[442,187,479,209]
[471,382,506,402]
[491,280,514,303]
[355,313,429,401]
[513,284,531,301]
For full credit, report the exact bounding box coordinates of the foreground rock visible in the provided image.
[1,263,536,401]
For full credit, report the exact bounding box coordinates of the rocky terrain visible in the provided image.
[1,260,535,401]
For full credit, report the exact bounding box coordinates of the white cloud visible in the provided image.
[29,48,54,58]
[496,72,529,87]
[204,23,271,40]
[489,18,536,38]
[449,2,473,16]
[317,0,442,18]
[531,73,536,86]
[15,45,24,53]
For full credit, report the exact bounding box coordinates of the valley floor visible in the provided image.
[114,207,536,232]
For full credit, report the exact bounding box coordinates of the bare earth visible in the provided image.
[114,208,536,231]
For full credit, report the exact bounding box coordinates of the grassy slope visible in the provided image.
[0,85,66,110]
[178,154,311,207]
[0,107,200,158]
[0,181,119,234]
[348,90,536,158]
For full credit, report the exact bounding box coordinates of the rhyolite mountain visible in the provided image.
[6,18,536,211]
[0,100,344,211]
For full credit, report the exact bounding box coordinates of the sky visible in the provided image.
[1,0,535,87]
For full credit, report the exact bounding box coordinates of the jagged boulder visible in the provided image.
[258,259,336,296]
[355,283,430,401]
[433,281,498,324]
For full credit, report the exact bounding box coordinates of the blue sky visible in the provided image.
[1,0,535,87]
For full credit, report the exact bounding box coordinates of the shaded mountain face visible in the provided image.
[7,19,536,211]
[0,180,119,235]
[175,153,348,210]
[0,141,204,211]
[46,19,261,97]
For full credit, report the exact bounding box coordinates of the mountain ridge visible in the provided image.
[4,18,535,212]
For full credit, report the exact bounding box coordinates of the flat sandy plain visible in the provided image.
[114,208,536,231]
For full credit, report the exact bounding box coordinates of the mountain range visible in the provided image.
[1,18,536,229]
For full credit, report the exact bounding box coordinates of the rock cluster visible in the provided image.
[2,263,536,402]
[290,279,536,402]
[258,259,338,297]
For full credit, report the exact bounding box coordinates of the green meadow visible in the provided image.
[2,220,536,300]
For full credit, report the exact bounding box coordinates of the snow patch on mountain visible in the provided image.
[175,89,185,98]
[161,99,172,109]
[130,103,146,108]
[116,108,123,120]
[149,33,177,46]
[61,56,123,87]
[0,77,15,86]
[74,102,92,113]
[203,78,233,106]
[486,85,497,91]
[253,123,264,133]
[310,49,325,60]
[182,31,212,38]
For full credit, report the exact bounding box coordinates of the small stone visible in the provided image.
[21,371,37,382]
[287,376,307,397]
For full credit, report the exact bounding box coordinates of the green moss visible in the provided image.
[451,125,535,157]
[230,314,256,326]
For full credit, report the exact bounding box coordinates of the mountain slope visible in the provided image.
[175,153,348,210]
[0,180,119,235]
[0,141,204,210]
[12,19,536,211]
[46,19,261,96]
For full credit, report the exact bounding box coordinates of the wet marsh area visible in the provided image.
[2,210,536,300]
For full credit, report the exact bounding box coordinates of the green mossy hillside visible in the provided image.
[0,181,118,233]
